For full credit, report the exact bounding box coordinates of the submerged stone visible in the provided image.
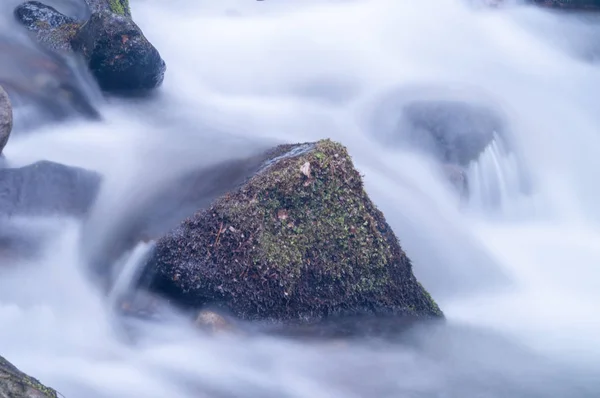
[0,355,57,398]
[0,85,11,155]
[144,140,442,325]
[396,100,504,167]
[0,161,101,217]
[195,309,235,334]
[369,87,508,198]
[0,36,100,126]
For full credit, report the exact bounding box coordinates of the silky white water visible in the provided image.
[1,0,600,396]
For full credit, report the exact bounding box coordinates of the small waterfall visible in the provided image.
[107,241,155,311]
[465,133,532,216]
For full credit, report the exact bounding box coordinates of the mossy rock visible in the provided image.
[0,355,57,398]
[145,140,442,324]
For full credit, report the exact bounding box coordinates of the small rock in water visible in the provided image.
[400,100,505,167]
[0,355,58,397]
[369,87,509,198]
[0,85,12,155]
[195,309,235,334]
[0,161,101,217]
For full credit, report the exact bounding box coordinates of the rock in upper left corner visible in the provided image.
[14,1,166,93]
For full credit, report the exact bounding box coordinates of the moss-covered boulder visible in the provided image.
[0,355,57,398]
[144,140,442,325]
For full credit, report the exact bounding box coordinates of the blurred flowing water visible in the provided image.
[1,0,600,396]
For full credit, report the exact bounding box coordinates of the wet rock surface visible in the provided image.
[0,355,57,398]
[15,1,80,53]
[14,0,165,93]
[72,9,166,92]
[0,85,11,155]
[143,140,442,325]
[14,1,75,31]
[0,160,101,217]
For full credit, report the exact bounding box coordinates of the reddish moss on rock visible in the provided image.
[146,140,442,323]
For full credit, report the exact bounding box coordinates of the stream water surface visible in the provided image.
[1,0,600,397]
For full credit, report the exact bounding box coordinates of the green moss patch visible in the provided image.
[108,0,131,17]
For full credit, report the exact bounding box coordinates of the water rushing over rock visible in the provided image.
[0,0,599,397]
[466,134,531,215]
[0,34,100,130]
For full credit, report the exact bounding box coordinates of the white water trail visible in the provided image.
[1,0,600,396]
[465,133,534,217]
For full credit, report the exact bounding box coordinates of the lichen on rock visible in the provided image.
[0,355,58,398]
[145,139,442,325]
